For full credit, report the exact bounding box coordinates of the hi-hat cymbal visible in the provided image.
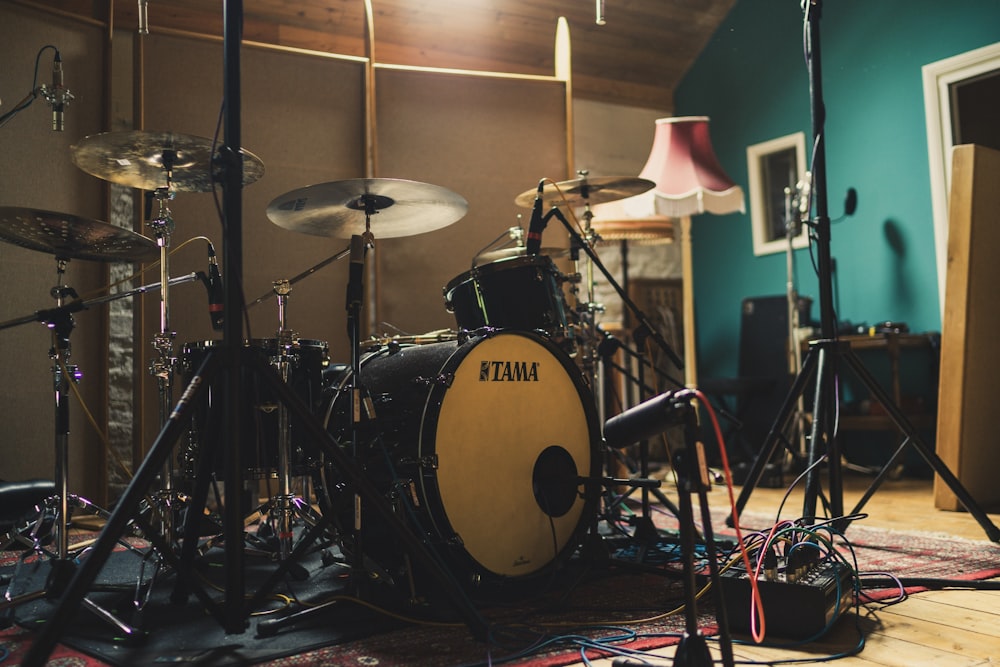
[266,178,468,238]
[514,176,655,209]
[71,130,264,192]
[0,207,158,262]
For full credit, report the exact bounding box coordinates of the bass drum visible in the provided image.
[322,330,600,592]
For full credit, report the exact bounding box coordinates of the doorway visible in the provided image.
[923,41,1000,317]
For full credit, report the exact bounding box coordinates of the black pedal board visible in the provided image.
[716,560,854,639]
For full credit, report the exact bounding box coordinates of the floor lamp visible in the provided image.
[598,117,745,389]
[638,117,744,388]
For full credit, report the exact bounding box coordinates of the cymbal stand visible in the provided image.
[147,175,183,544]
[538,204,685,546]
[570,197,604,399]
[256,279,326,561]
[1,259,139,639]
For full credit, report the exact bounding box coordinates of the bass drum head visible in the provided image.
[424,332,597,579]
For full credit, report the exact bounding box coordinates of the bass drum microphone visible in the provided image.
[603,389,693,449]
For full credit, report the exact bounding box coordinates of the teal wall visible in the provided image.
[675,0,1000,378]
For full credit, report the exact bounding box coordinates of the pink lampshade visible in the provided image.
[639,116,744,218]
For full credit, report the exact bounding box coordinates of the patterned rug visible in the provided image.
[3,507,999,667]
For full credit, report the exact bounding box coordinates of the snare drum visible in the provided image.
[179,338,329,479]
[444,255,574,351]
[321,330,599,593]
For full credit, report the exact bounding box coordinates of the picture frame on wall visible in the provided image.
[747,131,808,256]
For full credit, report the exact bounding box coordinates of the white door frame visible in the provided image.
[923,41,1000,319]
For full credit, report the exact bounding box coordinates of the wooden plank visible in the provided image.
[873,598,1000,660]
[935,145,1000,511]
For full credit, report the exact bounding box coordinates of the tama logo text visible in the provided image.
[479,360,540,382]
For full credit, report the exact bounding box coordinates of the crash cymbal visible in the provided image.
[0,207,158,262]
[266,178,468,238]
[514,176,655,209]
[475,246,570,263]
[71,130,264,192]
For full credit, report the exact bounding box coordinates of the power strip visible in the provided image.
[716,560,854,639]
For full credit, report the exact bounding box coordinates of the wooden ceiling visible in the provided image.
[38,0,735,110]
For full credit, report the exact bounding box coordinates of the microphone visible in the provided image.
[525,179,546,255]
[138,0,149,34]
[844,187,858,216]
[603,390,692,449]
[346,234,365,313]
[205,243,224,331]
[44,51,72,132]
[595,0,606,25]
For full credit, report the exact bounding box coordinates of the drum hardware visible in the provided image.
[68,128,262,543]
[519,198,687,550]
[0,216,164,638]
[250,279,328,562]
[26,19,484,653]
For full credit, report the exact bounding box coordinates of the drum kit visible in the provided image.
[1,127,695,639]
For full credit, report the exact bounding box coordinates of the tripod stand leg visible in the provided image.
[728,348,819,526]
[802,343,843,524]
[23,353,219,667]
[840,349,1000,541]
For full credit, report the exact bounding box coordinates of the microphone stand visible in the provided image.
[543,204,684,375]
[604,391,734,667]
[542,205,689,551]
[23,3,489,664]
[727,0,1000,543]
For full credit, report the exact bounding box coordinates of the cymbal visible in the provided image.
[514,176,655,209]
[475,246,570,263]
[0,207,159,262]
[70,130,264,192]
[266,178,468,239]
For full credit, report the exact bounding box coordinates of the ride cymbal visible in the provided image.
[71,130,264,192]
[0,207,158,262]
[266,178,468,238]
[514,176,655,209]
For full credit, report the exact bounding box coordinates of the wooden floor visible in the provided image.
[577,471,1000,667]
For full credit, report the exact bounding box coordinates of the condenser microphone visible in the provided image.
[205,243,225,330]
[525,179,546,255]
[346,234,365,312]
[47,52,71,131]
[138,0,149,34]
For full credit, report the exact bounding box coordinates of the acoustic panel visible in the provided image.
[0,4,109,499]
[140,32,366,449]
[374,68,569,336]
